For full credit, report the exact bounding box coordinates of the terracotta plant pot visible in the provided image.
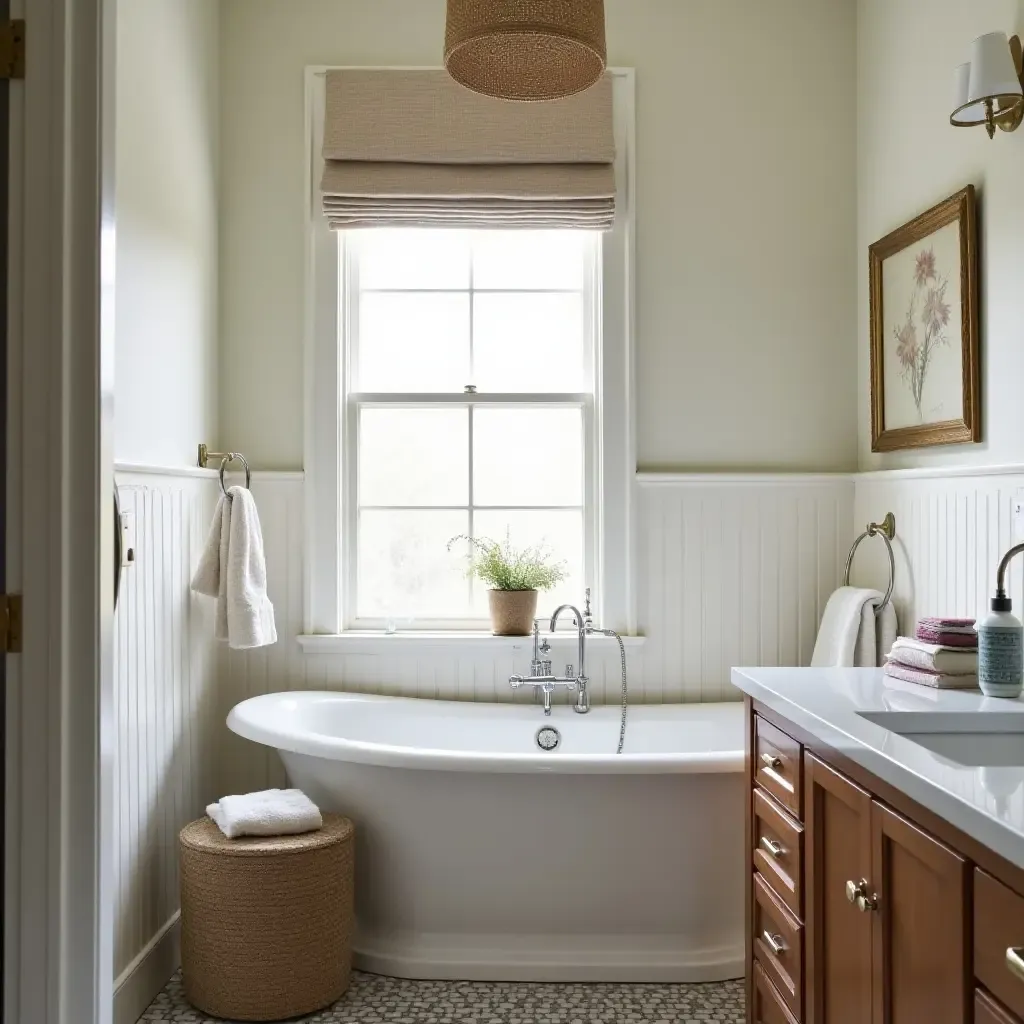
[488,589,539,637]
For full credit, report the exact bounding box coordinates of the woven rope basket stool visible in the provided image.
[179,814,354,1021]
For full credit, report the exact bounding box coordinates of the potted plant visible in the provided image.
[449,533,567,636]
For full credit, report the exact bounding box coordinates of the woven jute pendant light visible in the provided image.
[444,0,607,102]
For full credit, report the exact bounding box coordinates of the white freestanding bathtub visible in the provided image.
[227,691,745,983]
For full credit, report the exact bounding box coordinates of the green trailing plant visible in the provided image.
[448,532,567,592]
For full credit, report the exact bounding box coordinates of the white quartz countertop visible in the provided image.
[732,666,1024,871]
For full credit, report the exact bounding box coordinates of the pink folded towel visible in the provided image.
[917,617,977,630]
[915,617,977,648]
[916,631,978,648]
[884,661,978,690]
[887,637,978,675]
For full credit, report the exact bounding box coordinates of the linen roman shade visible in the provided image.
[320,69,616,230]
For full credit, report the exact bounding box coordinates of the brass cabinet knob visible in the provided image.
[845,879,878,912]
[760,836,785,859]
[855,891,879,912]
[762,931,787,956]
[1006,947,1024,983]
[760,752,783,770]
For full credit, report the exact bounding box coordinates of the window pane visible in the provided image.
[360,408,468,506]
[473,408,583,507]
[474,294,586,393]
[355,229,471,290]
[472,231,591,290]
[358,510,470,619]
[472,510,584,616]
[358,294,470,392]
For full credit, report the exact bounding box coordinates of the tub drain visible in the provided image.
[535,726,561,751]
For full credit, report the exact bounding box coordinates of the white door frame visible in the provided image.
[7,0,115,1021]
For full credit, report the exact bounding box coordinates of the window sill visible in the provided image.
[296,631,647,655]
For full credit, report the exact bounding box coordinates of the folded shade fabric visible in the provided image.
[811,587,898,668]
[884,662,978,691]
[207,789,323,840]
[320,69,616,231]
[887,637,979,676]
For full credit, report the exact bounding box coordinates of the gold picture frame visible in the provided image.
[869,185,980,452]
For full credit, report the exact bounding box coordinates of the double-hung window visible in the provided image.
[305,67,634,638]
[341,229,599,629]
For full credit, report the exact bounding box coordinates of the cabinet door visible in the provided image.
[870,802,968,1024]
[805,754,873,1024]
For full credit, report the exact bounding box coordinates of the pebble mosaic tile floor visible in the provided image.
[142,971,746,1023]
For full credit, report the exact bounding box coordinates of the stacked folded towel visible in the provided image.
[206,788,323,839]
[884,620,979,690]
[915,616,979,648]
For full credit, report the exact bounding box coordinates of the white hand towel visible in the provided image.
[206,789,323,839]
[887,636,978,675]
[812,586,898,668]
[191,487,277,650]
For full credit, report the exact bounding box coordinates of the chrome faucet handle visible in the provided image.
[565,664,574,679]
[539,637,551,655]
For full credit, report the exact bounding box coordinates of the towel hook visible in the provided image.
[198,443,252,497]
[844,513,896,615]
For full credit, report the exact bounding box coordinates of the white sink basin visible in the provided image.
[858,710,1024,767]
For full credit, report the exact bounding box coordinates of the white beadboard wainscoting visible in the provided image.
[112,468,221,1024]
[636,475,855,702]
[214,472,856,797]
[852,466,1024,635]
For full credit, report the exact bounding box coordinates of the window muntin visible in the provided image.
[342,228,599,627]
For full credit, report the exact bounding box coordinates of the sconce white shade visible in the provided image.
[952,31,1024,125]
[951,62,972,120]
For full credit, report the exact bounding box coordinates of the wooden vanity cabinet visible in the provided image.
[747,699,1024,1024]
[804,755,872,1024]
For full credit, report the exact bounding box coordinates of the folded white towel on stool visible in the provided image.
[887,636,978,675]
[206,789,323,839]
[811,586,898,668]
[191,486,277,650]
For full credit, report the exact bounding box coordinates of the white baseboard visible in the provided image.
[354,929,744,984]
[113,913,180,1024]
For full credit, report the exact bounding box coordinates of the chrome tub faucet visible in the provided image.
[509,594,595,715]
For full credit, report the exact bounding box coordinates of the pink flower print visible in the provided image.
[914,248,937,287]
[922,282,951,332]
[895,318,919,369]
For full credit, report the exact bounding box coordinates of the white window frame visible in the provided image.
[303,66,636,639]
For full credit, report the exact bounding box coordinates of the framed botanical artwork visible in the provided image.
[869,185,980,452]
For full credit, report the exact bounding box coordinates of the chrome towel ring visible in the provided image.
[844,512,896,615]
[198,443,252,497]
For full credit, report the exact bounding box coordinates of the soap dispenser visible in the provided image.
[979,542,1024,698]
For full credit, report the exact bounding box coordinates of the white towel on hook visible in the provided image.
[206,789,322,839]
[811,587,897,668]
[191,486,277,649]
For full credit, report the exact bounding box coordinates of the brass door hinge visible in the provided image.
[0,20,25,80]
[2,595,23,653]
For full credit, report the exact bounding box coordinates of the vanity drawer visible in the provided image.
[976,869,1024,1019]
[754,715,803,819]
[976,988,1024,1024]
[752,961,799,1024]
[753,872,803,1019]
[752,787,803,918]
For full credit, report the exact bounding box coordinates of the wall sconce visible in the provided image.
[951,31,1024,138]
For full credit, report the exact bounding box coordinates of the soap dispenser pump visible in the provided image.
[979,542,1024,698]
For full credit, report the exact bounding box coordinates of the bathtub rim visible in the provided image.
[227,690,744,776]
